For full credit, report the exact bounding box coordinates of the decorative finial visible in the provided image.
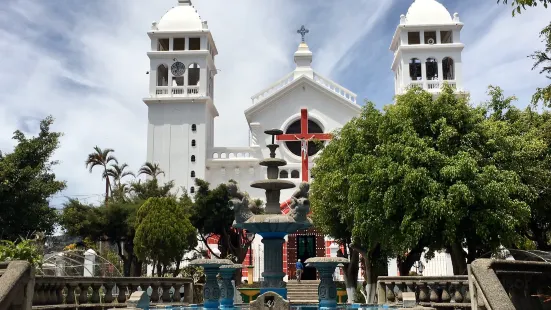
[178,0,192,6]
[297,25,309,43]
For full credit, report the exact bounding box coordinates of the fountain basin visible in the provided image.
[258,158,288,167]
[240,214,312,234]
[305,257,350,310]
[250,179,296,191]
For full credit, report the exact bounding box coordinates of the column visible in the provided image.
[421,60,427,89]
[203,267,222,309]
[219,268,238,309]
[317,265,338,309]
[260,235,287,299]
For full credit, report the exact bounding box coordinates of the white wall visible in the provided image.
[147,102,208,194]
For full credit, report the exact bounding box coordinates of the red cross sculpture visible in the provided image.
[276,108,332,182]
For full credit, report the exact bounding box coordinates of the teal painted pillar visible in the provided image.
[305,257,350,310]
[189,258,233,310]
[219,264,243,309]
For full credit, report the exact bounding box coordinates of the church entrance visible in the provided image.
[297,235,317,280]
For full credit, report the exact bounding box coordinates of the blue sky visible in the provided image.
[0,0,548,207]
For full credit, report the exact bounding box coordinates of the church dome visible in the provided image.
[405,0,453,25]
[156,1,203,31]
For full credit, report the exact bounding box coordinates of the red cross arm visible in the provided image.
[276,133,332,141]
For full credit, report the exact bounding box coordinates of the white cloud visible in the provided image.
[0,0,548,208]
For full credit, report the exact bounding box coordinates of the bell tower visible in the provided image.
[144,0,219,195]
[390,0,465,95]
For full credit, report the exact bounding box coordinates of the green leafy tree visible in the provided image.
[311,101,384,302]
[60,174,180,277]
[0,238,43,268]
[530,23,551,107]
[485,86,551,250]
[59,198,142,276]
[312,85,533,282]
[190,179,260,275]
[85,146,118,205]
[134,197,198,276]
[498,0,549,15]
[497,1,550,107]
[0,116,66,240]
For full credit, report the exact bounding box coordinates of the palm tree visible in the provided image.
[107,163,136,188]
[138,162,165,179]
[85,146,118,205]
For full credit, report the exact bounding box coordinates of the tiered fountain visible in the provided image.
[230,129,313,299]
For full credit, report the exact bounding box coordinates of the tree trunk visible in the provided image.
[339,246,359,303]
[397,244,424,276]
[105,178,110,206]
[352,244,386,304]
[448,242,467,275]
[173,260,181,277]
[156,263,162,277]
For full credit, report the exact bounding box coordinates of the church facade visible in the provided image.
[144,0,465,280]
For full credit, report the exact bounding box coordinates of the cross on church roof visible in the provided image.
[297,25,309,43]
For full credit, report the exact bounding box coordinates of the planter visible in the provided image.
[237,288,260,303]
[336,288,348,303]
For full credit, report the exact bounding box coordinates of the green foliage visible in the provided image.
[190,179,260,265]
[0,239,43,267]
[312,85,540,274]
[0,116,66,240]
[134,197,197,267]
[498,0,549,15]
[530,22,551,107]
[484,86,551,250]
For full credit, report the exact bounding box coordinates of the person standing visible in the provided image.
[296,259,304,283]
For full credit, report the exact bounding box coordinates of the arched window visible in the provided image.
[191,155,196,162]
[190,186,195,194]
[191,124,197,132]
[279,170,289,179]
[442,57,455,80]
[291,170,300,179]
[188,63,200,86]
[191,171,195,178]
[409,58,422,80]
[425,58,438,80]
[285,119,324,157]
[157,64,168,86]
[191,139,196,147]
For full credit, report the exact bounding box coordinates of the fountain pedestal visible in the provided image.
[231,129,313,303]
[219,264,243,309]
[189,258,232,309]
[305,257,350,309]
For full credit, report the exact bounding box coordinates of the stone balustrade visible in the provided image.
[32,276,194,309]
[377,276,470,309]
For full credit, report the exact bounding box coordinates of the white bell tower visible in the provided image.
[144,0,218,195]
[390,0,465,95]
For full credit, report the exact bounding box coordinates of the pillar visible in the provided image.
[203,267,222,309]
[219,268,238,309]
[260,234,287,299]
[317,265,338,309]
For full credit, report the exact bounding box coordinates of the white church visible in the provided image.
[144,0,464,279]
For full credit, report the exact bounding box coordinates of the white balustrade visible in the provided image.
[313,73,357,104]
[154,86,202,98]
[427,81,440,90]
[187,86,199,95]
[251,73,294,105]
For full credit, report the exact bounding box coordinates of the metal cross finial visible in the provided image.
[297,25,309,43]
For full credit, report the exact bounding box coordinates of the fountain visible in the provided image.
[230,129,312,300]
[189,258,233,309]
[305,257,350,309]
[219,264,243,309]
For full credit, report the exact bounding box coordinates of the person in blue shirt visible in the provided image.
[296,259,304,283]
